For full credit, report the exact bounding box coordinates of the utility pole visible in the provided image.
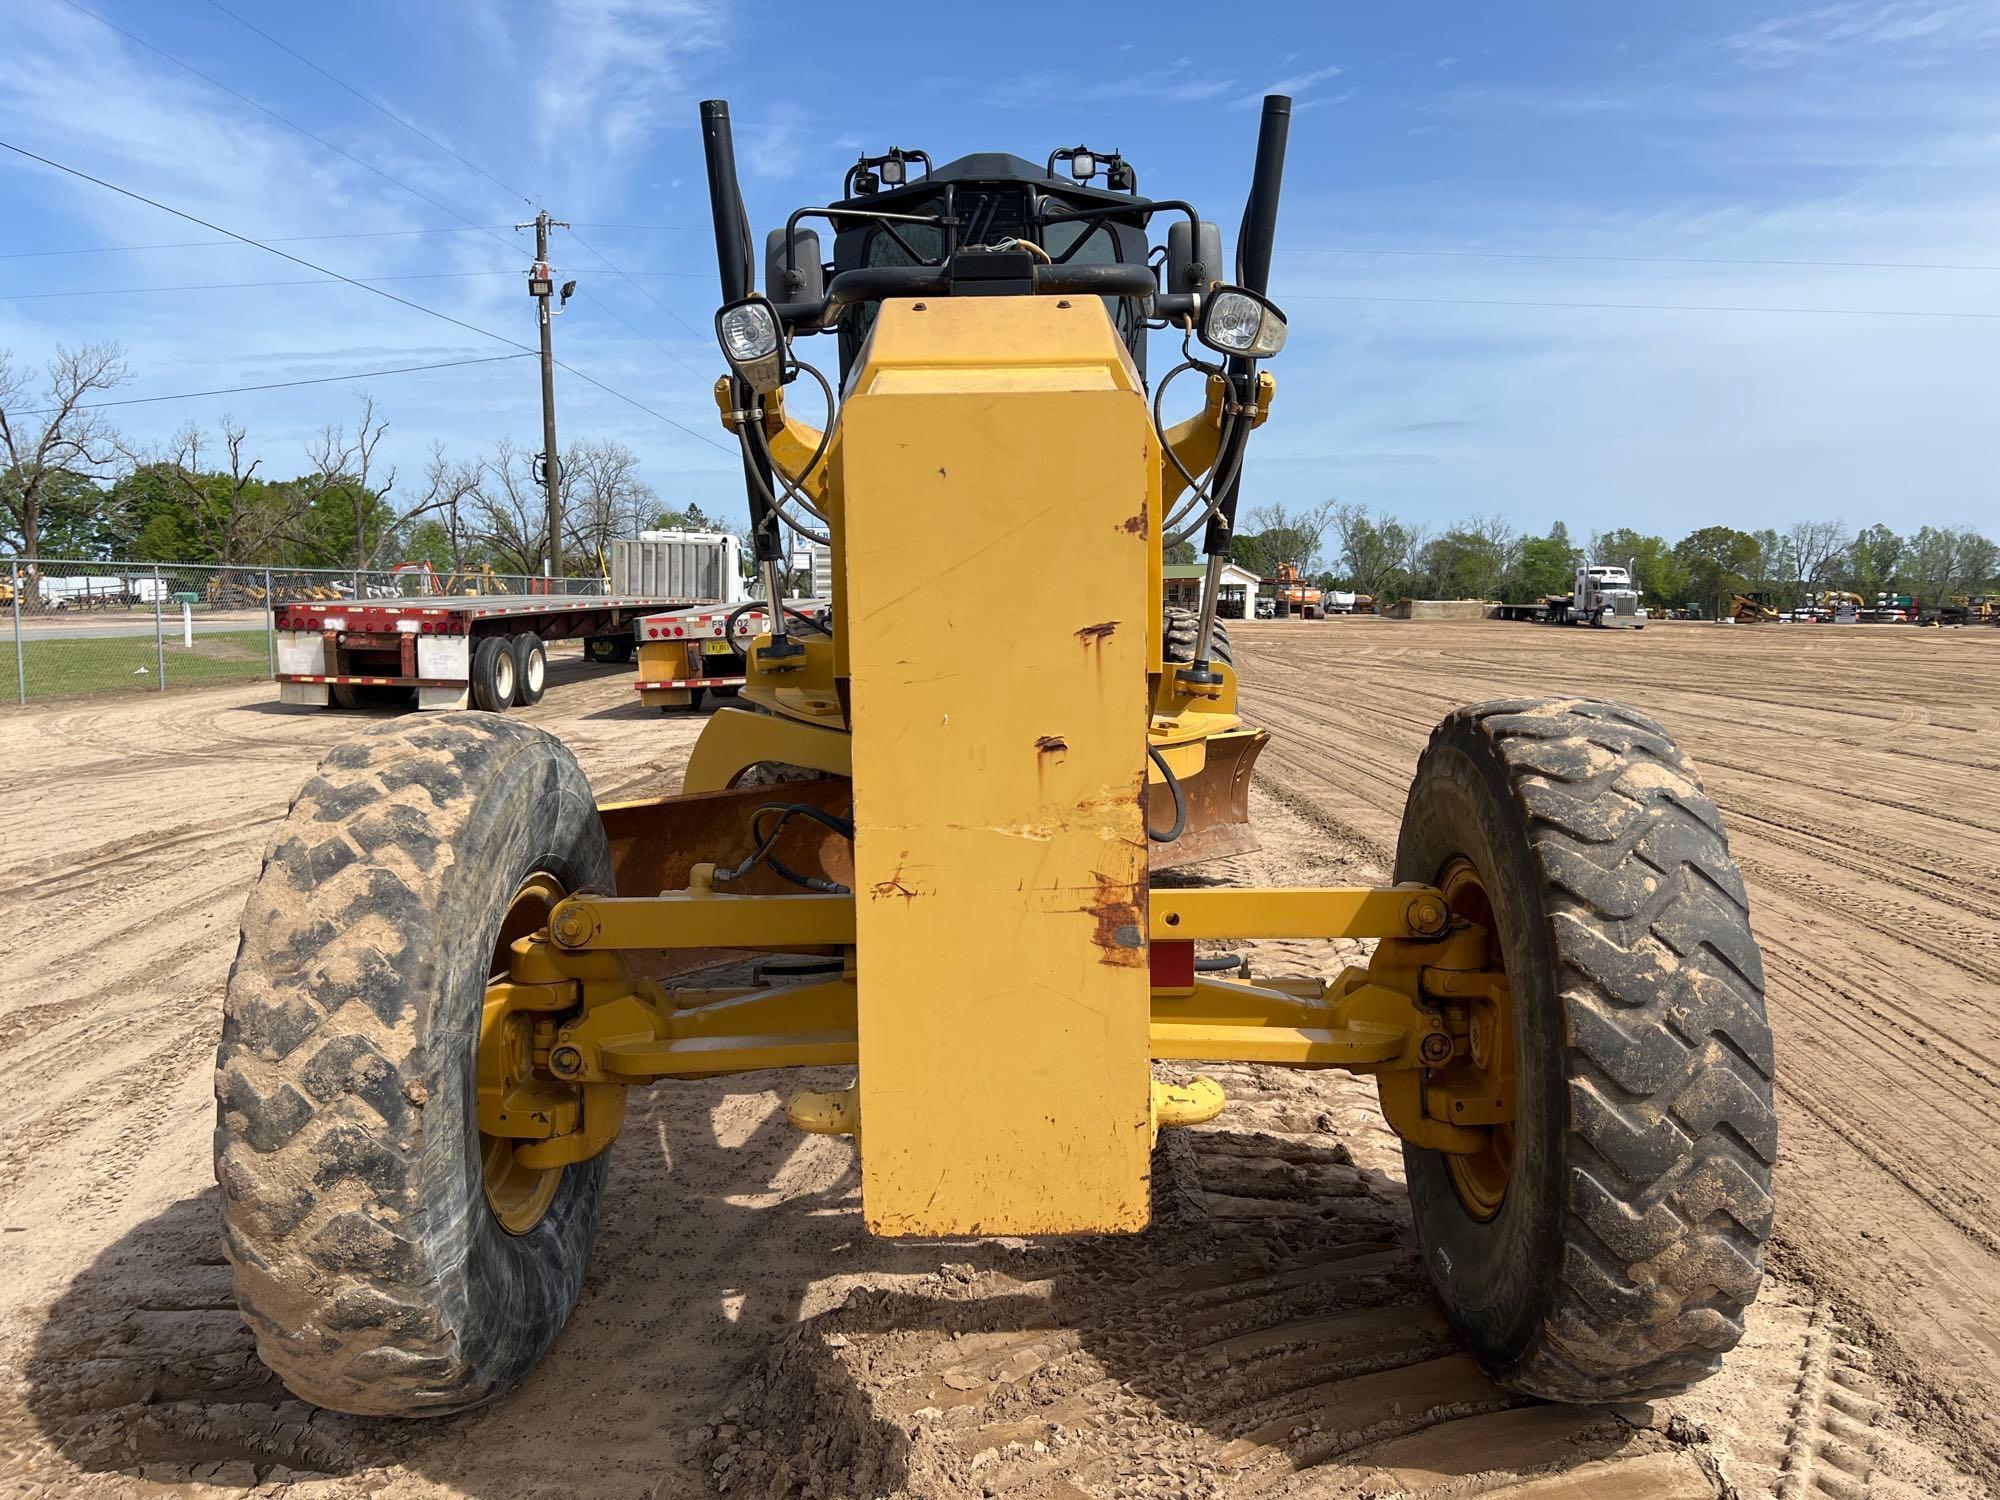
[517,209,571,582]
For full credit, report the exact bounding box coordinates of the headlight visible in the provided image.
[715,295,786,393]
[1198,286,1287,358]
[719,299,779,361]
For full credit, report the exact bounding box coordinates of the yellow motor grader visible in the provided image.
[216,98,1776,1418]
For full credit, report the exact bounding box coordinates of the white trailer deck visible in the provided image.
[274,594,708,711]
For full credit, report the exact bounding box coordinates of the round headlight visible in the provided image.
[1199,287,1288,358]
[719,301,779,362]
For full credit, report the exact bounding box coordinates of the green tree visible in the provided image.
[1843,524,1901,595]
[1673,525,1762,618]
[1511,522,1579,602]
[1326,501,1411,601]
[1590,528,1687,611]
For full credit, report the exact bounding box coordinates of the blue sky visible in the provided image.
[2,0,1996,540]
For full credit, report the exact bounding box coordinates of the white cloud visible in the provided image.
[1236,62,1344,108]
[531,0,726,196]
[1726,0,2000,68]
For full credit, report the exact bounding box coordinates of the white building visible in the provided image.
[1162,561,1263,618]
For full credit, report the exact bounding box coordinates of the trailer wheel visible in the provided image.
[471,635,516,712]
[215,715,612,1414]
[1393,698,1775,1402]
[510,632,548,707]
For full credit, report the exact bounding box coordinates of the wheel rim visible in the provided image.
[526,648,545,694]
[1436,857,1514,1221]
[480,873,566,1234]
[493,651,516,705]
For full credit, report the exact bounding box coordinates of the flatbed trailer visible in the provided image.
[274,594,712,712]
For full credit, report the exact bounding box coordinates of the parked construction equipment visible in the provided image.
[1732,593,1781,623]
[1268,560,1323,618]
[216,97,1776,1421]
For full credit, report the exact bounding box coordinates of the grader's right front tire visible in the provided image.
[215,714,612,1416]
[1394,699,1776,1402]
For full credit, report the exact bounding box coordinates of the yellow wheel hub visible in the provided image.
[1436,858,1515,1222]
[480,873,571,1235]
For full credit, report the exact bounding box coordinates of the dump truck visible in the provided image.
[216,97,1776,1420]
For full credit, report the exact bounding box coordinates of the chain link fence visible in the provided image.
[4,557,606,705]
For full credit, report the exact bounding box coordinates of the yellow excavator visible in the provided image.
[214,98,1776,1419]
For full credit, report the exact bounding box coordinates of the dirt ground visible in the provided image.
[0,619,1994,1499]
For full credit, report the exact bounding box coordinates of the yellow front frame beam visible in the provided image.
[547,882,1456,954]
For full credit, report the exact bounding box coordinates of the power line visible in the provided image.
[566,227,714,352]
[1286,291,2000,321]
[1280,245,2000,274]
[18,353,533,415]
[202,0,537,210]
[4,268,703,300]
[0,140,731,452]
[58,0,517,256]
[570,288,711,382]
[3,138,535,348]
[1,227,523,260]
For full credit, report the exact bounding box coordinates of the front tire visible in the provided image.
[1162,606,1233,667]
[215,715,613,1415]
[1393,699,1775,1402]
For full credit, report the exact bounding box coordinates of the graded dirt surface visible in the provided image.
[0,621,1993,1499]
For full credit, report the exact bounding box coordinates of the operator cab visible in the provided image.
[807,150,1158,382]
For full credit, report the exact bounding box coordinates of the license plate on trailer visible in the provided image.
[702,640,735,656]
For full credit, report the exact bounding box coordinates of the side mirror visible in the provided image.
[1166,220,1223,296]
[765,226,825,307]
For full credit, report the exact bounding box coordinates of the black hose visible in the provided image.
[715,802,855,887]
[1146,742,1187,844]
[1194,953,1244,973]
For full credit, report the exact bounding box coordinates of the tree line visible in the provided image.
[1206,501,1998,616]
[1,341,728,576]
[10,343,1994,610]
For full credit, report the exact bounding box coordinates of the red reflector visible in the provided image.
[421,622,434,633]
[674,626,684,636]
[309,617,322,630]
[1149,940,1195,989]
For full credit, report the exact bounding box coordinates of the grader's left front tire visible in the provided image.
[215,714,612,1415]
[1393,699,1776,1403]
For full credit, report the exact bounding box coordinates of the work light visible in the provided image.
[716,294,786,392]
[1198,286,1287,358]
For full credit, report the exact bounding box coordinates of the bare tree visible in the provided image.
[407,442,486,571]
[562,438,657,569]
[1245,498,1338,572]
[470,438,549,574]
[1786,518,1851,593]
[298,392,398,571]
[154,416,306,566]
[0,342,131,559]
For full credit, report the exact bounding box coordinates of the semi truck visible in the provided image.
[1545,560,1647,628]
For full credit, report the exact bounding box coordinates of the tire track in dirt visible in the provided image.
[0,638,1992,1497]
[1233,617,2000,1490]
